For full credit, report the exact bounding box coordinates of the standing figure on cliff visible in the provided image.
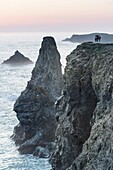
[95,35,101,42]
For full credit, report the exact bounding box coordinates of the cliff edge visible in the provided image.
[13,37,63,156]
[51,42,113,170]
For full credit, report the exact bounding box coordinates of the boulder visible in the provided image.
[13,37,63,155]
[33,146,50,158]
[2,50,33,65]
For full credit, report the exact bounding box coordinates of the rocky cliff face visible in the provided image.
[13,37,63,156]
[51,42,113,170]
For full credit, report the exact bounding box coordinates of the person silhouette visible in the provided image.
[95,35,101,42]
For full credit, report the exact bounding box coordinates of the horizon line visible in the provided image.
[0,31,113,34]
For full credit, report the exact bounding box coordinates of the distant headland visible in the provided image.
[63,33,113,43]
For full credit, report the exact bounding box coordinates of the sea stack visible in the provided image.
[13,37,63,156]
[51,42,113,170]
[2,50,33,65]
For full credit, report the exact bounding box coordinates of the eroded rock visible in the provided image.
[13,37,63,155]
[51,42,113,170]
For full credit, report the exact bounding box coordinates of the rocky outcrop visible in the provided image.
[63,33,113,43]
[12,37,63,156]
[2,50,33,65]
[51,42,113,170]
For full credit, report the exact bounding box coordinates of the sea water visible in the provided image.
[0,32,78,170]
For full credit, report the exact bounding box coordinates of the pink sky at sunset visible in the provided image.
[0,0,113,32]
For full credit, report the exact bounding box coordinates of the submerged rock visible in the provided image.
[51,42,113,170]
[2,50,33,65]
[13,37,63,155]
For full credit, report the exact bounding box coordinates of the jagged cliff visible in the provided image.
[12,39,113,169]
[13,37,63,156]
[51,42,113,170]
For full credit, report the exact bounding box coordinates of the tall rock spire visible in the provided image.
[13,36,63,156]
[31,36,63,98]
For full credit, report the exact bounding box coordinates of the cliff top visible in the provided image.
[42,36,57,48]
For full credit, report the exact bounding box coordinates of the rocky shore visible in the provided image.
[13,37,113,169]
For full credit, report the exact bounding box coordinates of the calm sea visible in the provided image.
[0,32,78,170]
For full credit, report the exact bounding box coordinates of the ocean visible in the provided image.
[0,32,78,170]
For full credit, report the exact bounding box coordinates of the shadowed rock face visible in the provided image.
[51,42,113,170]
[13,37,63,156]
[2,50,33,65]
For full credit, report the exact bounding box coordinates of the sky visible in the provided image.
[0,0,113,33]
